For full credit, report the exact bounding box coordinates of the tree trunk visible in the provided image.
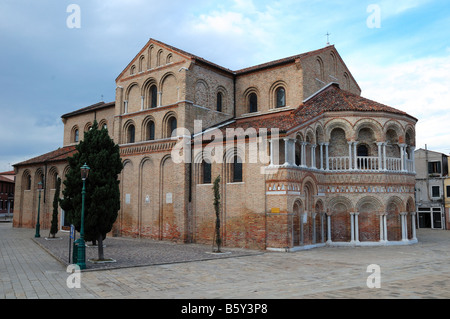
[97,234,104,260]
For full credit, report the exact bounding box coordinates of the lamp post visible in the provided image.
[75,163,90,270]
[34,181,43,238]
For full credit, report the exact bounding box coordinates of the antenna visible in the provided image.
[325,32,331,46]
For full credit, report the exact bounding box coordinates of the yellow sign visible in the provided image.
[271,207,280,214]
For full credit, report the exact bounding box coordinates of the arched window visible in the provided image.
[232,155,243,183]
[217,92,223,112]
[127,125,135,143]
[27,175,32,190]
[317,57,324,81]
[147,121,155,141]
[157,50,163,67]
[74,129,79,143]
[276,87,286,108]
[249,93,258,113]
[168,117,177,137]
[202,161,212,184]
[150,85,158,108]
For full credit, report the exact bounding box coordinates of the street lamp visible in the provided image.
[75,163,90,270]
[34,181,43,238]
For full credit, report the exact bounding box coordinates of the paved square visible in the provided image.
[1,222,449,299]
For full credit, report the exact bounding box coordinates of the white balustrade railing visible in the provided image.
[356,156,379,170]
[386,157,402,171]
[329,156,350,171]
[406,159,414,172]
[325,156,413,172]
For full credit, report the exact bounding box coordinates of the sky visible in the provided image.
[1,0,449,172]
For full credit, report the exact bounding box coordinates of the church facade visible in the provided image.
[13,39,418,250]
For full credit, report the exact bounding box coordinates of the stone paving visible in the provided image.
[1,222,450,300]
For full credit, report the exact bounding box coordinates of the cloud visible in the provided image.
[0,109,63,170]
[352,53,450,154]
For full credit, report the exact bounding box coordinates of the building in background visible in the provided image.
[444,157,450,230]
[0,171,15,219]
[414,148,448,229]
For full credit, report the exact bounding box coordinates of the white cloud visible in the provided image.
[352,54,450,154]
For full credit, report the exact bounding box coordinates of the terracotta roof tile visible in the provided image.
[0,175,14,183]
[14,146,77,167]
[61,101,115,119]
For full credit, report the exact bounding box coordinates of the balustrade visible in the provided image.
[268,138,415,173]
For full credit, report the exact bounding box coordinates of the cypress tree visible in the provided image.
[212,175,222,252]
[49,177,61,238]
[60,120,123,260]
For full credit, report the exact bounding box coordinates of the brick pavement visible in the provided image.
[1,222,450,300]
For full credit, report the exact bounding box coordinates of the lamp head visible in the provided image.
[80,163,90,180]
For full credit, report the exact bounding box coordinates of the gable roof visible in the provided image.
[13,146,77,167]
[115,39,359,90]
[61,101,115,119]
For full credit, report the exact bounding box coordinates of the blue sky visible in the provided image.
[1,0,449,171]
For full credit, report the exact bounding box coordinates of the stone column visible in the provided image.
[410,146,416,173]
[411,212,417,240]
[141,96,145,110]
[383,143,387,171]
[324,143,330,171]
[383,214,388,242]
[292,140,297,167]
[283,138,290,166]
[350,213,355,242]
[401,212,408,241]
[327,214,332,244]
[321,213,325,243]
[354,212,360,243]
[300,214,304,245]
[319,143,324,170]
[269,139,277,166]
[399,144,406,172]
[312,213,317,244]
[353,142,357,170]
[377,142,384,171]
[301,142,307,167]
[348,142,353,170]
[124,100,128,114]
[379,213,384,242]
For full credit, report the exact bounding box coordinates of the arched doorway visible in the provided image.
[293,200,303,246]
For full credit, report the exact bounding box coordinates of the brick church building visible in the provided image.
[13,38,418,250]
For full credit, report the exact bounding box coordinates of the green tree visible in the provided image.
[60,120,123,260]
[212,175,222,252]
[49,177,61,238]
